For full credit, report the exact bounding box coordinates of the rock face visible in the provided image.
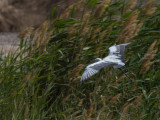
[0,0,77,56]
[0,0,77,32]
[0,0,159,32]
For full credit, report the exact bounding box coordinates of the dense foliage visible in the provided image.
[0,0,160,119]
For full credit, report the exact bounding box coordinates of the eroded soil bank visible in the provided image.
[0,0,77,32]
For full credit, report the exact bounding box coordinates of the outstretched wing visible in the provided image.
[80,60,113,81]
[108,42,131,62]
[116,42,131,55]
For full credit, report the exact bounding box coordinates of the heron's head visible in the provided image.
[94,58,102,62]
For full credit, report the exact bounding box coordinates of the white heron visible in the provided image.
[80,42,131,81]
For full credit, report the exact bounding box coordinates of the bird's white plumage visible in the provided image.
[80,60,114,81]
[80,42,131,81]
[109,45,117,55]
[109,43,130,55]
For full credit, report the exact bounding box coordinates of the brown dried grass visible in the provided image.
[91,26,101,40]
[24,104,29,119]
[123,0,137,14]
[116,10,142,43]
[64,108,74,113]
[95,29,108,54]
[88,93,94,118]
[140,41,159,74]
[35,21,49,47]
[60,0,86,19]
[93,0,111,19]
[79,12,91,35]
[121,102,130,119]
[80,93,95,120]
[100,95,106,112]
[62,114,67,120]
[99,29,107,41]
[69,64,85,79]
[62,94,74,103]
[19,27,34,39]
[132,94,143,106]
[24,72,32,80]
[116,75,127,83]
[74,38,84,62]
[0,78,3,84]
[121,94,142,118]
[68,23,79,37]
[72,76,82,82]
[96,86,101,94]
[106,24,114,40]
[82,109,88,119]
[108,93,121,105]
[60,4,75,19]
[71,110,81,119]
[140,62,154,74]
[26,21,53,55]
[141,0,156,16]
[78,99,83,107]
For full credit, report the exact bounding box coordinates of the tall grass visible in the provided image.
[0,0,160,119]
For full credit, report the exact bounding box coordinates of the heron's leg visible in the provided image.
[123,66,136,79]
[123,66,130,72]
[118,68,132,80]
[120,66,129,73]
[118,68,130,96]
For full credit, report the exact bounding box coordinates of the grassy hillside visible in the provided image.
[0,0,160,119]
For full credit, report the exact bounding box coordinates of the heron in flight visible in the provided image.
[80,42,131,81]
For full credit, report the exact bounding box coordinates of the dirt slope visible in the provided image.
[1,0,157,32]
[0,0,77,32]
